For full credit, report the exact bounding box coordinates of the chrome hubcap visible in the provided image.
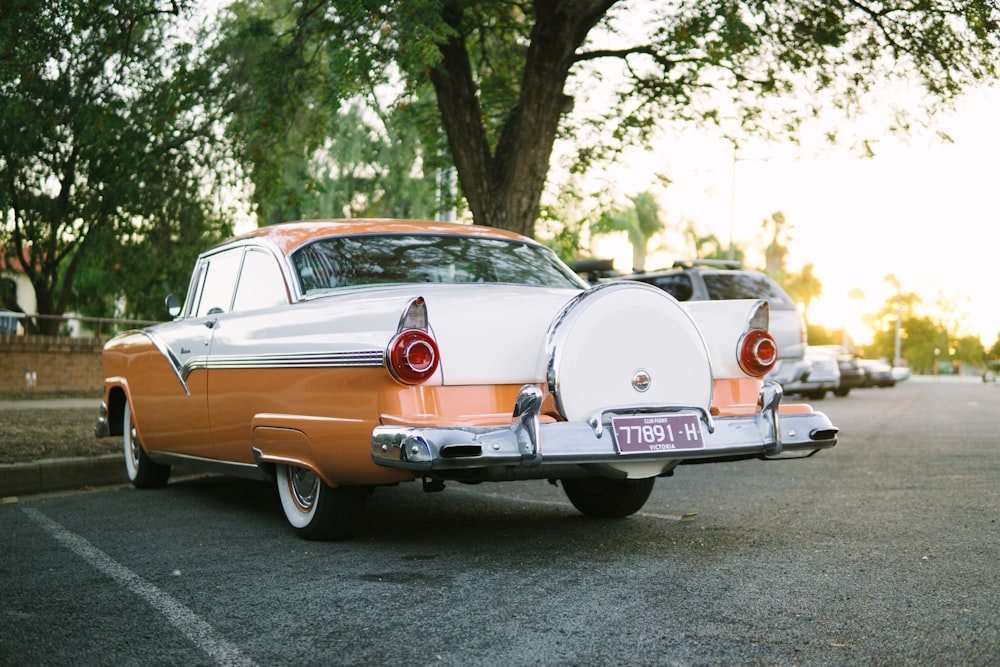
[288,468,319,511]
[129,424,139,465]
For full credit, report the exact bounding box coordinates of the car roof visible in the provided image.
[216,219,534,256]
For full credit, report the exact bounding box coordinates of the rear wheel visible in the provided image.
[123,401,170,488]
[276,464,368,540]
[561,476,655,518]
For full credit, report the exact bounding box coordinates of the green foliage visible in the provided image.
[214,1,445,224]
[682,222,733,262]
[592,191,664,272]
[782,263,823,320]
[865,292,986,373]
[988,334,1000,361]
[7,0,1000,329]
[212,1,1000,239]
[806,323,843,347]
[0,0,235,330]
[536,179,593,264]
[761,211,792,276]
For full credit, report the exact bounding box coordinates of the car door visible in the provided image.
[132,247,244,459]
[206,247,292,464]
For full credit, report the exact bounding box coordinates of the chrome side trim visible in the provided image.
[196,350,385,371]
[145,451,271,481]
[141,327,385,391]
[177,350,384,381]
[138,330,191,395]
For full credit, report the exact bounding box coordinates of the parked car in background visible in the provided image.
[859,358,896,387]
[601,260,812,400]
[772,345,841,400]
[95,221,838,540]
[616,260,808,361]
[809,345,866,397]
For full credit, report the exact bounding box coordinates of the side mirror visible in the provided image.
[165,294,181,318]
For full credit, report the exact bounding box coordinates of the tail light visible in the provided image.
[739,329,778,377]
[387,297,438,385]
[387,329,439,384]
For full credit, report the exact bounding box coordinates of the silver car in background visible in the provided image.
[617,259,808,369]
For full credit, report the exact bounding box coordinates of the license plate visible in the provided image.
[611,414,704,453]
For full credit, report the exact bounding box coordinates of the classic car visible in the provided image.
[95,220,838,540]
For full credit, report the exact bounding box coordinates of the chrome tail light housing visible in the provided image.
[738,301,778,377]
[387,297,439,384]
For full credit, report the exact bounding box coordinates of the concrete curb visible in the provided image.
[0,454,127,497]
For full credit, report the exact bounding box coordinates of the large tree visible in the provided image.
[218,0,999,239]
[0,0,234,333]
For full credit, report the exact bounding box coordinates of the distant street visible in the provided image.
[2,377,997,666]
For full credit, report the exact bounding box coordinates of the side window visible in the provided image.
[232,249,288,312]
[192,249,243,317]
[181,264,205,317]
[651,274,694,301]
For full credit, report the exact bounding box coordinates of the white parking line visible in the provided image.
[21,507,256,667]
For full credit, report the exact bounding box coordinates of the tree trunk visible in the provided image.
[430,0,615,238]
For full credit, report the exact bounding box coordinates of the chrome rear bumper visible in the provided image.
[371,382,837,474]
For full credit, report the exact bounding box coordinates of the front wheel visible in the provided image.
[561,476,655,518]
[123,401,170,489]
[276,464,368,540]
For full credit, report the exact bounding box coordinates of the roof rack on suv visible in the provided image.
[671,259,743,270]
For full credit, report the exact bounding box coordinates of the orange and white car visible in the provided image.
[95,220,837,539]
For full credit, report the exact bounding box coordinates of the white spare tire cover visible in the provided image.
[546,282,713,422]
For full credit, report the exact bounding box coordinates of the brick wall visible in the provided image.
[0,335,104,395]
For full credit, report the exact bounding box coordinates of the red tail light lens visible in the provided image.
[738,329,778,377]
[387,329,439,384]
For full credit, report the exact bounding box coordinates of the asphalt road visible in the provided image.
[2,378,997,666]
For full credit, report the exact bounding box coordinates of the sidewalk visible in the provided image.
[0,454,126,498]
[0,398,97,410]
[1,398,126,497]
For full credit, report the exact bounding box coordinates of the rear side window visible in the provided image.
[702,272,795,309]
[642,274,694,301]
[232,249,288,312]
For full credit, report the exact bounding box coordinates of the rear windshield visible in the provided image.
[702,272,795,309]
[292,233,588,294]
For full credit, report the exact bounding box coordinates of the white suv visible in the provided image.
[617,260,808,373]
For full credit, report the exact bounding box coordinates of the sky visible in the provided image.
[582,84,1000,347]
